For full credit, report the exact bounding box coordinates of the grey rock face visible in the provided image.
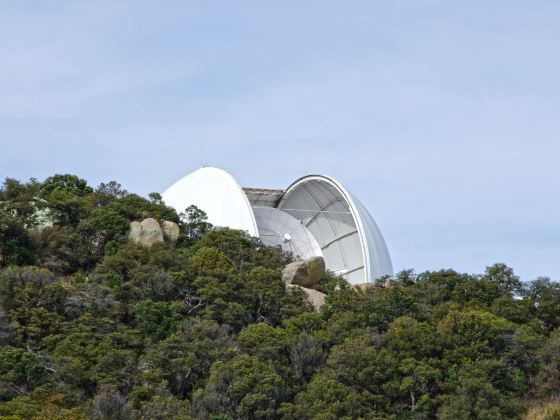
[282,257,325,288]
[140,218,164,246]
[129,221,142,243]
[305,256,326,286]
[282,260,307,285]
[162,221,180,243]
[129,218,165,247]
[287,284,326,311]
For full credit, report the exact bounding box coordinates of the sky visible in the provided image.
[1,1,559,282]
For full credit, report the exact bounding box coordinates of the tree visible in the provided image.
[361,286,418,331]
[33,225,94,274]
[280,374,363,419]
[193,354,285,419]
[116,193,180,223]
[132,384,191,420]
[532,328,560,398]
[483,263,524,297]
[238,322,289,363]
[40,174,93,198]
[0,210,35,267]
[92,181,129,206]
[149,192,163,205]
[1,173,558,418]
[527,277,560,331]
[0,303,15,345]
[437,309,517,361]
[288,332,325,381]
[77,204,130,258]
[141,318,235,399]
[89,385,131,419]
[0,177,41,227]
[134,300,181,341]
[0,346,44,399]
[179,205,212,246]
[437,363,521,419]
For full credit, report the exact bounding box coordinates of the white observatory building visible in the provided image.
[162,167,393,284]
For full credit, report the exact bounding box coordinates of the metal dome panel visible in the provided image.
[162,167,393,285]
[277,175,393,284]
[162,167,259,236]
[253,206,323,261]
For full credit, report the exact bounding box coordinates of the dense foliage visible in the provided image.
[1,175,559,419]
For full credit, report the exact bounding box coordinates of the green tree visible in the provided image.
[193,354,285,419]
[532,328,560,398]
[528,277,560,331]
[0,210,35,267]
[89,385,131,419]
[437,363,522,419]
[179,205,212,246]
[0,346,44,399]
[141,318,235,398]
[0,177,41,227]
[238,322,289,363]
[91,181,129,206]
[40,174,93,198]
[77,204,130,259]
[280,374,363,419]
[134,300,182,341]
[483,263,524,296]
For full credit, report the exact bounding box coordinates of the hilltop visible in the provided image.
[1,174,560,419]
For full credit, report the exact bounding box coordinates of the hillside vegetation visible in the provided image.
[1,175,560,419]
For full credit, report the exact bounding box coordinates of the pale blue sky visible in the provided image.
[1,1,559,281]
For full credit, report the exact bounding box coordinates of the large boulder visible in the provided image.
[282,260,307,285]
[129,221,142,243]
[140,218,164,246]
[162,221,180,243]
[305,256,326,286]
[129,218,165,247]
[354,279,397,291]
[282,256,325,288]
[287,284,326,311]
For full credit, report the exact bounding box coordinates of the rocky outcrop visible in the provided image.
[129,218,180,247]
[282,261,307,285]
[162,221,180,243]
[282,256,325,288]
[139,218,164,246]
[305,256,326,286]
[354,279,397,291]
[287,284,326,312]
[129,221,142,244]
[283,256,327,311]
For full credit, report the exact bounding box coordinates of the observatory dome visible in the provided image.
[162,167,393,284]
[252,206,323,261]
[277,175,393,284]
[161,167,258,236]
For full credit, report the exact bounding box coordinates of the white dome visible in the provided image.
[161,167,259,236]
[253,206,323,261]
[162,168,393,284]
[277,175,393,283]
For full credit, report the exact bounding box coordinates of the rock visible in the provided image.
[140,218,164,246]
[162,221,180,243]
[287,284,326,311]
[129,221,142,243]
[282,260,307,285]
[130,219,180,246]
[354,279,397,291]
[129,218,165,247]
[354,282,374,291]
[282,257,325,288]
[305,256,326,286]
